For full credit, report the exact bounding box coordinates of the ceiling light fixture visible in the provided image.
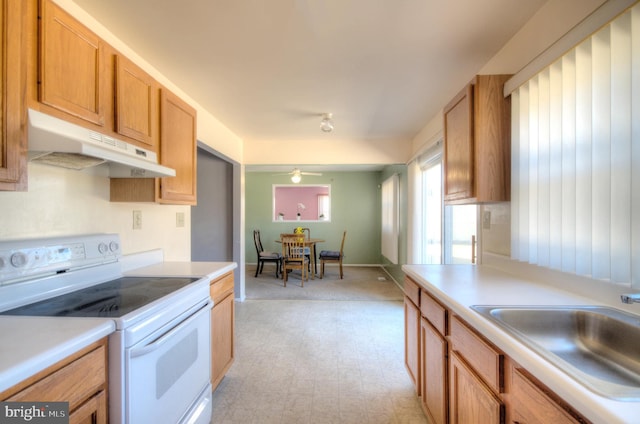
[291,169,302,183]
[320,113,334,133]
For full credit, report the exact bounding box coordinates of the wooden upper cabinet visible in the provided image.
[444,74,511,204]
[115,55,158,149]
[158,88,197,204]
[110,88,197,204]
[38,0,106,127]
[0,0,27,191]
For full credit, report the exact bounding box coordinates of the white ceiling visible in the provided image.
[73,0,547,148]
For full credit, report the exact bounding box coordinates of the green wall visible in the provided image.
[245,166,408,282]
[246,171,382,264]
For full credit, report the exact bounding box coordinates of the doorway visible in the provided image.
[191,144,242,296]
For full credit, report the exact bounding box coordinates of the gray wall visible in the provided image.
[191,147,234,262]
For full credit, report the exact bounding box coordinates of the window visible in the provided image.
[422,162,442,263]
[409,141,477,265]
[381,174,399,264]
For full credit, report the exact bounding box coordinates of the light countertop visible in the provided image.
[124,261,237,280]
[0,316,114,394]
[402,264,640,424]
[1,259,236,395]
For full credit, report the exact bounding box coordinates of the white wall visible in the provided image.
[409,0,608,259]
[243,136,410,166]
[0,163,191,259]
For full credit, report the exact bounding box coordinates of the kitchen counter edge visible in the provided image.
[0,317,115,394]
[402,264,638,424]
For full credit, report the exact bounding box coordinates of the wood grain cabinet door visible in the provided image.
[211,293,235,390]
[510,367,583,424]
[115,54,158,149]
[39,0,106,126]
[444,83,474,202]
[404,295,421,394]
[158,88,197,204]
[69,390,107,424]
[420,317,448,424]
[210,272,235,391]
[443,74,511,204]
[449,351,504,424]
[0,0,27,191]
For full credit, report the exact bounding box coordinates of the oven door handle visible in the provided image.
[129,300,211,358]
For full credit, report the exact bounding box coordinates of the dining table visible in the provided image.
[276,237,324,279]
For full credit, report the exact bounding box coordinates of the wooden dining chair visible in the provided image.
[319,230,347,279]
[253,230,282,278]
[292,227,312,270]
[280,234,309,286]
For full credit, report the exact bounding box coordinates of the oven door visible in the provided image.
[126,300,212,424]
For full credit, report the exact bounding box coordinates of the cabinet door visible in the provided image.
[69,391,107,424]
[39,0,105,126]
[115,54,158,149]
[421,317,448,424]
[404,296,420,394]
[0,0,27,191]
[158,88,197,204]
[211,293,235,390]
[444,83,474,202]
[449,351,503,424]
[511,367,581,424]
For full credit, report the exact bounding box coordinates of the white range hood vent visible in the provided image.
[27,109,176,178]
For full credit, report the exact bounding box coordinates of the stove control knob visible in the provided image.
[109,241,119,253]
[98,243,109,254]
[10,251,28,268]
[0,257,5,270]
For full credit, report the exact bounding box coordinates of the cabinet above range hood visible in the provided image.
[27,109,176,178]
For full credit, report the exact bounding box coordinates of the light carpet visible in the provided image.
[245,265,404,301]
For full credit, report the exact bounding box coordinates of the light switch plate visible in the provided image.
[176,212,185,228]
[482,211,491,230]
[133,210,142,230]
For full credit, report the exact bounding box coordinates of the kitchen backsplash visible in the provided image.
[0,163,191,260]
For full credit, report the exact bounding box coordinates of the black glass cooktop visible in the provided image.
[0,276,199,318]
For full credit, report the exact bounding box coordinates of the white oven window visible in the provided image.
[127,304,211,424]
[157,329,198,398]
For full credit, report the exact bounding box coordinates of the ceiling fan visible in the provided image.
[274,168,322,183]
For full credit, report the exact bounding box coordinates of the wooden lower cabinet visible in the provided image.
[69,390,107,424]
[404,294,420,394]
[420,317,448,424]
[449,351,504,424]
[509,366,584,424]
[210,272,235,391]
[0,338,108,423]
[404,278,590,424]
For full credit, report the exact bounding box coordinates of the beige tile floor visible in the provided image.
[210,299,427,423]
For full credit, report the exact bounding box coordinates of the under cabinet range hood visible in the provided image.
[27,109,176,178]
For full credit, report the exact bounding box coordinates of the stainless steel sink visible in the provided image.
[471,305,640,400]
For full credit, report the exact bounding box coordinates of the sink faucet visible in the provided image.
[621,293,640,304]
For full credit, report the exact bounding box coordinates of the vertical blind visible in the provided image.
[381,173,399,264]
[511,3,640,286]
